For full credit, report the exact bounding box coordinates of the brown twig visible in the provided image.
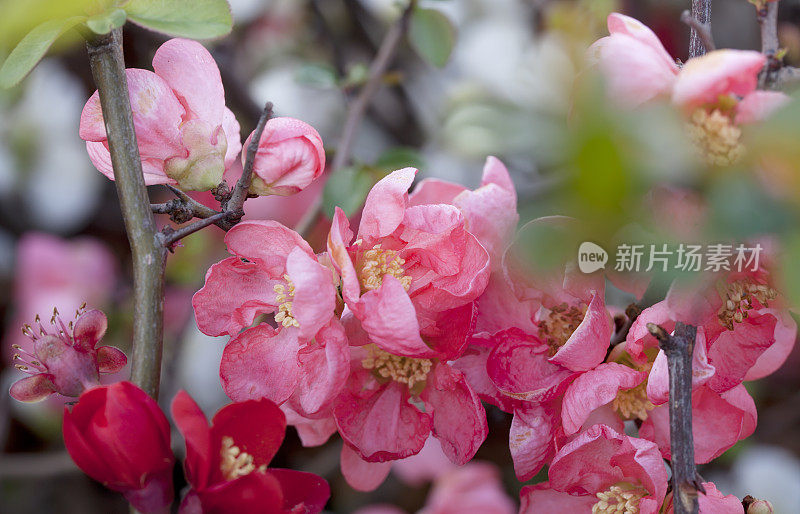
[681,10,715,54]
[295,0,417,235]
[159,212,230,249]
[647,322,703,514]
[610,303,641,346]
[758,1,780,57]
[689,0,712,58]
[86,29,166,399]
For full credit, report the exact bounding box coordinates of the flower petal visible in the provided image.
[510,401,560,481]
[293,319,350,416]
[72,309,108,351]
[672,50,766,110]
[359,167,416,243]
[171,390,213,490]
[210,397,287,468]
[96,346,128,374]
[549,291,613,371]
[224,220,314,274]
[340,443,392,492]
[286,247,335,341]
[9,374,56,402]
[268,468,330,513]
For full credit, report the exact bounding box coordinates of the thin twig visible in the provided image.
[295,0,417,235]
[165,185,219,218]
[759,1,780,57]
[647,322,703,514]
[681,10,715,54]
[86,29,166,399]
[159,212,230,249]
[689,0,712,58]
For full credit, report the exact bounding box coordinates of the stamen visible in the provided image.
[592,484,645,514]
[362,346,432,390]
[612,382,654,421]
[219,436,264,480]
[538,303,587,356]
[717,280,777,330]
[687,109,745,167]
[273,274,300,328]
[359,244,412,292]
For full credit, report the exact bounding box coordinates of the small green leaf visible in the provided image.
[375,147,425,172]
[341,63,369,89]
[408,7,455,68]
[295,63,338,89]
[322,165,375,218]
[86,8,127,34]
[0,15,86,89]
[125,0,232,39]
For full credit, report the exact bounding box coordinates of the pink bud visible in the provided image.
[243,117,326,196]
[746,497,774,514]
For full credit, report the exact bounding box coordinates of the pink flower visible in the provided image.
[63,382,174,513]
[663,482,744,513]
[192,220,344,415]
[242,117,326,196]
[171,391,329,513]
[9,308,126,402]
[416,462,516,514]
[327,167,491,359]
[80,39,241,191]
[545,424,669,514]
[520,482,597,512]
[5,233,116,361]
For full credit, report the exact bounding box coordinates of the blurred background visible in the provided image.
[2,0,800,512]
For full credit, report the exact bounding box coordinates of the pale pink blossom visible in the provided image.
[242,117,326,196]
[80,39,241,191]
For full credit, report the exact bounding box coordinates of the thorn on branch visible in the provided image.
[681,10,716,54]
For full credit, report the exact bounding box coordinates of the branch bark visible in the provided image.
[294,0,417,235]
[689,0,712,58]
[647,322,702,514]
[86,29,166,399]
[681,10,715,54]
[759,0,779,57]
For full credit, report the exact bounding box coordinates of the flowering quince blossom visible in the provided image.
[520,424,668,514]
[9,307,126,402]
[590,13,789,166]
[192,219,346,414]
[63,382,174,513]
[242,117,326,196]
[80,38,241,191]
[171,391,329,514]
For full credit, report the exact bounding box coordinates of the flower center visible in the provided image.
[361,346,432,390]
[717,280,777,330]
[220,436,265,481]
[538,303,586,356]
[593,484,646,514]
[273,274,300,328]
[612,381,654,421]
[359,244,412,292]
[687,109,745,167]
[13,305,86,374]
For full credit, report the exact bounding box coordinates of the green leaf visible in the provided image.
[322,165,375,218]
[0,15,86,89]
[125,0,232,39]
[408,7,455,68]
[295,63,338,89]
[86,8,127,34]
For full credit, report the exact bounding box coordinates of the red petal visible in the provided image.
[171,390,213,490]
[72,309,108,351]
[9,374,56,402]
[96,346,127,374]
[268,468,330,513]
[210,398,286,469]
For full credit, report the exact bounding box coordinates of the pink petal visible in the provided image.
[293,319,350,416]
[72,309,108,351]
[220,325,301,404]
[697,482,745,514]
[340,443,392,492]
[334,380,432,462]
[707,313,777,393]
[9,374,56,402]
[745,308,797,380]
[626,301,676,362]
[358,276,434,358]
[549,291,613,371]
[222,107,242,169]
[224,220,314,274]
[474,272,538,336]
[286,247,335,340]
[735,90,790,125]
[419,302,476,361]
[421,462,516,514]
[85,141,175,185]
[152,39,225,124]
[268,468,330,513]
[408,178,467,206]
[561,362,646,435]
[192,257,278,337]
[509,401,560,481]
[281,405,337,447]
[171,390,213,490]
[519,482,598,513]
[392,437,455,485]
[421,364,488,465]
[672,50,766,110]
[606,13,678,73]
[327,208,361,306]
[358,167,416,243]
[451,343,517,412]
[96,346,128,374]
[487,328,576,402]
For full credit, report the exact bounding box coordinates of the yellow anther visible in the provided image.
[219,436,265,480]
[538,303,587,356]
[717,280,777,330]
[612,382,654,421]
[358,244,412,292]
[273,274,300,328]
[362,346,432,390]
[687,109,745,167]
[592,484,646,514]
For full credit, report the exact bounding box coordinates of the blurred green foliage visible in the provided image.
[409,7,456,68]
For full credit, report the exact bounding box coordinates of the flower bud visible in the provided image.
[243,117,326,196]
[745,496,774,514]
[63,382,174,513]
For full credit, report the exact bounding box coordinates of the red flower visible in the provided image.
[63,382,174,513]
[171,390,329,513]
[10,307,126,402]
